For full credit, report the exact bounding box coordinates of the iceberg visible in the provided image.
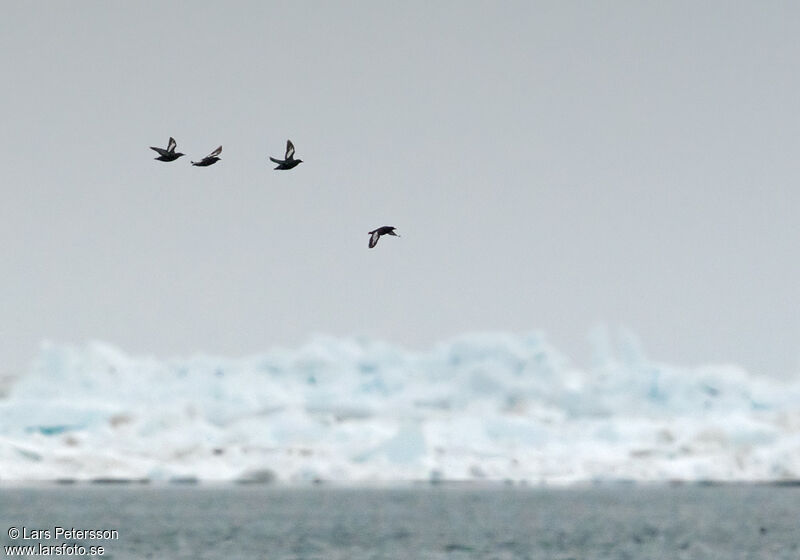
[1,332,799,483]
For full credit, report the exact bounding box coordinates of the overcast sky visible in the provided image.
[2,1,799,376]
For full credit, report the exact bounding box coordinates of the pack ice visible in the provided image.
[1,332,799,483]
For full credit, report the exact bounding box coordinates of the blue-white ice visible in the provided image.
[1,331,799,483]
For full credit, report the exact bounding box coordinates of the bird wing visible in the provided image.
[167,137,177,152]
[150,146,169,156]
[369,231,380,248]
[285,140,295,160]
[207,146,222,158]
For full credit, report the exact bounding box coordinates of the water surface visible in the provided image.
[0,484,796,559]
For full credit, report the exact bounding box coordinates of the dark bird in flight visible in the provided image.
[150,137,184,162]
[191,146,222,167]
[269,140,303,170]
[368,226,400,248]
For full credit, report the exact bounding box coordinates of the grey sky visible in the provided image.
[2,1,799,375]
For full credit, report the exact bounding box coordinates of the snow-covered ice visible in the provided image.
[1,331,799,483]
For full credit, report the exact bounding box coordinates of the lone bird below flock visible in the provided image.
[368,226,400,248]
[192,146,222,167]
[150,137,184,162]
[270,140,303,170]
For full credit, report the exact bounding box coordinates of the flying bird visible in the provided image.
[150,137,184,162]
[368,226,400,248]
[269,140,303,170]
[191,146,222,167]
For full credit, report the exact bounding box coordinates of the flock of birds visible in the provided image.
[150,136,400,248]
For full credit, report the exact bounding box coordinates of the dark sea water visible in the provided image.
[0,484,797,559]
